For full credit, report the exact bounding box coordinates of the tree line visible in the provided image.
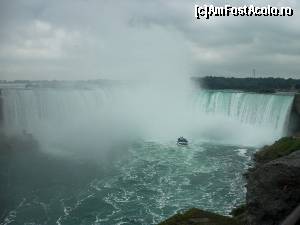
[192,76,300,93]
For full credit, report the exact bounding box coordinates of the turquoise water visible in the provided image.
[2,140,254,225]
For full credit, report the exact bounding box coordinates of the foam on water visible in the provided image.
[45,141,255,225]
[1,141,255,225]
[235,149,248,157]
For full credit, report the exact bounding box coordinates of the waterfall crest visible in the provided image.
[193,90,294,133]
[1,88,295,147]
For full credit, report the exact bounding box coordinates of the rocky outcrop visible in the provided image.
[158,208,241,225]
[0,89,3,126]
[289,94,300,135]
[246,150,300,225]
[294,94,300,115]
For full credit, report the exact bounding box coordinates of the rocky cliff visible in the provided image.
[247,146,300,224]
[294,94,300,115]
[289,94,300,135]
[0,90,3,126]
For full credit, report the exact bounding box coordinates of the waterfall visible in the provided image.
[2,88,110,134]
[193,90,294,134]
[1,87,295,147]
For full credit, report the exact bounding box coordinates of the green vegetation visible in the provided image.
[255,137,300,163]
[158,208,242,225]
[230,205,247,224]
[192,76,300,93]
[230,205,246,218]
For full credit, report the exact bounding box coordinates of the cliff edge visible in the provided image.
[294,94,300,115]
[289,94,300,135]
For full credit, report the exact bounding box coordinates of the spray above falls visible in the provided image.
[1,86,295,148]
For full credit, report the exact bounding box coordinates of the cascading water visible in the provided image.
[2,88,109,133]
[0,86,295,225]
[194,90,293,131]
[190,90,294,145]
[1,87,295,147]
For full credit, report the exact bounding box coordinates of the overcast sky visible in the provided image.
[0,0,299,80]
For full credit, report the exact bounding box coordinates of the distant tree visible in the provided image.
[192,76,300,92]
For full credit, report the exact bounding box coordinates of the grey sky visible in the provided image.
[0,0,299,80]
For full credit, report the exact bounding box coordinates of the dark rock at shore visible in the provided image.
[246,150,300,225]
[158,208,241,225]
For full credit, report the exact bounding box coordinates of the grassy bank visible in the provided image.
[254,137,300,163]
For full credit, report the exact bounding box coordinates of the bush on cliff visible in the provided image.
[254,137,300,163]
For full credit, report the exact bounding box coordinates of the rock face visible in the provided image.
[294,94,300,115]
[0,89,3,125]
[289,94,300,135]
[246,150,300,225]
